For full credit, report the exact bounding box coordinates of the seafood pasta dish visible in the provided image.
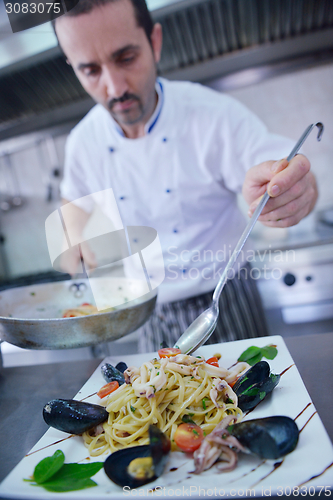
[82,351,250,456]
[42,345,299,487]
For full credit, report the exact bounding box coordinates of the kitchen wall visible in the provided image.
[0,60,332,279]
[210,60,333,245]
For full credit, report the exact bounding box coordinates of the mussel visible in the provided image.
[115,361,128,373]
[228,416,299,459]
[43,399,108,435]
[101,363,126,384]
[233,361,280,411]
[104,426,171,488]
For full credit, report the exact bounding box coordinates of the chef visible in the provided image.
[55,0,318,352]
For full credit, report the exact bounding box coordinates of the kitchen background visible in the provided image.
[0,0,332,366]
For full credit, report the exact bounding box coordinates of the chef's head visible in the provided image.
[55,0,162,135]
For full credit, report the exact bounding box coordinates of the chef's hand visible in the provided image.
[242,154,318,227]
[60,241,97,276]
[59,199,97,275]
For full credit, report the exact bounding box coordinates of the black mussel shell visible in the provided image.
[233,361,280,412]
[104,426,171,488]
[104,445,152,488]
[148,425,171,478]
[233,361,270,394]
[101,363,125,384]
[43,399,108,435]
[228,416,299,459]
[115,362,128,373]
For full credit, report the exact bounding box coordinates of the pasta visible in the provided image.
[82,354,250,457]
[62,303,114,317]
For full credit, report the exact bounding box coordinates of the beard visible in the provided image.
[107,92,145,125]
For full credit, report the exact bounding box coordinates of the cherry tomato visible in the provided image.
[62,311,76,318]
[158,348,181,358]
[81,302,92,306]
[229,377,239,388]
[206,356,219,367]
[174,423,204,452]
[97,381,119,398]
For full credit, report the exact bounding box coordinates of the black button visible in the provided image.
[283,273,296,286]
[305,276,312,281]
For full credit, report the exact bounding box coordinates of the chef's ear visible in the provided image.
[150,23,162,64]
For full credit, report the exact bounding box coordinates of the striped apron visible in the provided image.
[137,263,269,353]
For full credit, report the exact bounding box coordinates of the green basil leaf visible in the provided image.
[261,344,278,360]
[27,451,104,493]
[48,462,103,482]
[238,344,278,365]
[246,352,263,366]
[237,346,261,362]
[33,450,65,484]
[42,477,97,492]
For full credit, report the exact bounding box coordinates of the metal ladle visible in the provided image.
[174,122,324,354]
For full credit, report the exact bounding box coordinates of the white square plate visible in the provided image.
[1,335,332,499]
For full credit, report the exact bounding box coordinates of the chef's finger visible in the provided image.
[80,243,97,271]
[267,154,310,198]
[270,157,289,174]
[247,158,289,216]
[247,158,288,187]
[60,247,82,275]
[255,175,308,215]
[259,202,311,228]
[257,188,311,222]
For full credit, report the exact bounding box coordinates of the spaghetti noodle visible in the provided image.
[83,354,250,457]
[62,303,114,317]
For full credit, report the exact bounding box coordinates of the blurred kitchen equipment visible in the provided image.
[0,152,24,211]
[0,277,156,349]
[254,240,333,336]
[36,135,62,202]
[174,122,324,354]
[317,208,333,228]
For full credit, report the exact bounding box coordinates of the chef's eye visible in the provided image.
[83,67,100,77]
[118,52,137,65]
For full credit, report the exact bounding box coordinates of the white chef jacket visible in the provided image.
[61,78,294,303]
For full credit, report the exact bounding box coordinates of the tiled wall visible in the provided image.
[210,61,333,244]
[223,62,333,213]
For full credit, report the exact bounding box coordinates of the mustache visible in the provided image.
[108,92,140,110]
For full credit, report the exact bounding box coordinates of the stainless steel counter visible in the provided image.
[0,333,332,492]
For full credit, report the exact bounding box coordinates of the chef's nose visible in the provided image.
[102,65,128,100]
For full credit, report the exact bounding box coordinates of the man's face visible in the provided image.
[56,0,162,130]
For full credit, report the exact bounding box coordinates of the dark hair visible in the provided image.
[54,0,154,42]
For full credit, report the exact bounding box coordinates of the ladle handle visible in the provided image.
[212,122,324,304]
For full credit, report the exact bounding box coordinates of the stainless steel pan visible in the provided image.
[0,277,156,349]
